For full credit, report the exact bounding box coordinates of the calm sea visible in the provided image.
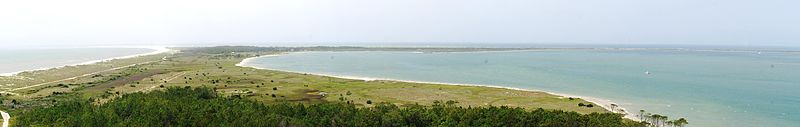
[0,47,155,76]
[243,49,800,127]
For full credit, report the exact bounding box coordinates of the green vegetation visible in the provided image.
[182,46,540,54]
[15,87,646,127]
[0,46,684,126]
[0,53,169,93]
[637,110,688,127]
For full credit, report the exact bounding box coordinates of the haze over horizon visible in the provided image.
[2,0,798,47]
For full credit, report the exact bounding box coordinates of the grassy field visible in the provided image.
[0,53,170,96]
[0,47,608,114]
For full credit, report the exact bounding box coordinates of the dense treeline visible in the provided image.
[187,46,290,54]
[186,46,532,55]
[15,87,646,127]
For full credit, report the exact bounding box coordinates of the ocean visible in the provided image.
[241,49,800,127]
[0,47,158,76]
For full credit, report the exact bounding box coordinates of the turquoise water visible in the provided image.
[0,48,155,75]
[244,50,800,127]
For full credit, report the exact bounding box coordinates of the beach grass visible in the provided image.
[1,47,609,114]
[0,53,170,94]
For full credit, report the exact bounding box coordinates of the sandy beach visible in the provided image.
[0,47,172,77]
[235,52,638,121]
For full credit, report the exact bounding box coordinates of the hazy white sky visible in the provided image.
[1,0,798,47]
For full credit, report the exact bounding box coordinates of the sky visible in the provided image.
[1,0,798,47]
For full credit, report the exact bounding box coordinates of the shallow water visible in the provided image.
[0,48,154,76]
[244,49,800,127]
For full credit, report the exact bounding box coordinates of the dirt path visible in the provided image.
[1,56,167,95]
[137,72,186,92]
[1,110,9,127]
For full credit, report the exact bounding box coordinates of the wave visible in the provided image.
[0,46,171,77]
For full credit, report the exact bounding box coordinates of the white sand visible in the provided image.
[0,46,172,77]
[235,52,639,121]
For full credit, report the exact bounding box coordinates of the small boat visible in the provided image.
[645,71,651,75]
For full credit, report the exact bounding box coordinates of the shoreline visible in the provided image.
[0,46,172,77]
[236,52,638,121]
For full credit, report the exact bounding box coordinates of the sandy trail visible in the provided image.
[137,72,186,92]
[0,56,167,95]
[1,110,8,127]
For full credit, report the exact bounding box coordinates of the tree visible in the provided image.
[659,115,669,127]
[639,110,646,120]
[674,118,688,127]
[610,104,618,112]
[648,114,669,127]
[650,114,662,127]
[14,87,652,127]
